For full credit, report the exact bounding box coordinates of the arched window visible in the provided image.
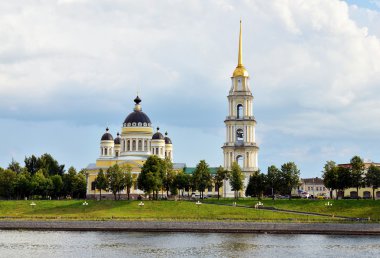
[127,140,130,151]
[237,104,243,118]
[236,129,244,142]
[104,148,107,156]
[132,140,136,151]
[236,155,244,168]
[138,140,142,151]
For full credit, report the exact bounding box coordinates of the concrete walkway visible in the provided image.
[0,220,379,235]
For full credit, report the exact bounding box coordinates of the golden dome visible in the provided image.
[233,65,249,77]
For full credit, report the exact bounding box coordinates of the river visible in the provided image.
[0,230,379,257]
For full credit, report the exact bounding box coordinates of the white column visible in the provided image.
[129,138,132,151]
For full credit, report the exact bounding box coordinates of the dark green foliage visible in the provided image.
[266,165,281,199]
[51,175,63,199]
[214,166,229,200]
[106,164,125,200]
[366,165,380,200]
[279,162,300,197]
[322,161,339,199]
[123,165,133,200]
[350,156,365,199]
[0,169,17,199]
[8,159,22,174]
[245,169,266,199]
[175,172,189,197]
[193,160,212,199]
[95,169,107,200]
[337,166,351,197]
[137,155,164,199]
[229,162,244,199]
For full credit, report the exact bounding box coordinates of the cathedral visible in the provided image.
[86,96,175,199]
[86,21,258,199]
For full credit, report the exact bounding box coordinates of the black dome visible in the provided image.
[164,132,172,144]
[123,96,151,127]
[124,111,151,126]
[114,132,121,144]
[101,128,113,141]
[152,132,164,140]
[152,127,164,140]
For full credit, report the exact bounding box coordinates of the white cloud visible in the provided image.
[0,0,380,176]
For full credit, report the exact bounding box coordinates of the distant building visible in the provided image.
[337,162,380,199]
[294,177,329,198]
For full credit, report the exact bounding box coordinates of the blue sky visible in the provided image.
[1,0,380,178]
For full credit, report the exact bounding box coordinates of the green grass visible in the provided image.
[0,200,341,222]
[203,198,380,221]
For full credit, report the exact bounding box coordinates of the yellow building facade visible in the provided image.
[86,96,175,199]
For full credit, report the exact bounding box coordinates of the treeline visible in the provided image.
[245,162,300,199]
[0,154,86,200]
[94,157,231,200]
[94,155,301,200]
[322,156,380,200]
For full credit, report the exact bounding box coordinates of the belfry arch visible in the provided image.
[237,104,243,118]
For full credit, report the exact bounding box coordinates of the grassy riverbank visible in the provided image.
[0,200,340,222]
[0,199,377,222]
[203,198,380,221]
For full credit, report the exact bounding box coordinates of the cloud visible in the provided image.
[0,0,380,176]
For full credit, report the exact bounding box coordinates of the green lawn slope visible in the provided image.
[0,200,341,222]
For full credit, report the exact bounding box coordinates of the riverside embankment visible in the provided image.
[1,220,380,235]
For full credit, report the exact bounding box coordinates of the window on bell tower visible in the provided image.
[236,129,244,142]
[237,104,243,118]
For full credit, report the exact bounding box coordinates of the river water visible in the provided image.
[0,230,379,257]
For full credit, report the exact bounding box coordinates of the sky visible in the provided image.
[0,0,380,178]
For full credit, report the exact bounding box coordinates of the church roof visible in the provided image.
[101,128,113,141]
[123,96,152,127]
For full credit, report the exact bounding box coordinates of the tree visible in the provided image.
[322,161,339,199]
[279,162,300,198]
[193,160,212,199]
[74,172,87,199]
[214,166,229,200]
[24,155,39,175]
[138,155,164,199]
[266,165,281,199]
[31,170,53,198]
[162,157,174,197]
[63,167,77,198]
[106,164,125,200]
[123,165,133,200]
[245,169,266,199]
[176,172,189,198]
[0,169,17,199]
[366,165,380,200]
[350,156,365,199]
[95,169,107,200]
[50,175,63,199]
[8,158,22,174]
[14,171,32,199]
[229,162,244,199]
[336,166,351,198]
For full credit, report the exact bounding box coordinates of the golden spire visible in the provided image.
[238,20,243,66]
[233,20,249,77]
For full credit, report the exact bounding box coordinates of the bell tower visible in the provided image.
[222,21,259,195]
